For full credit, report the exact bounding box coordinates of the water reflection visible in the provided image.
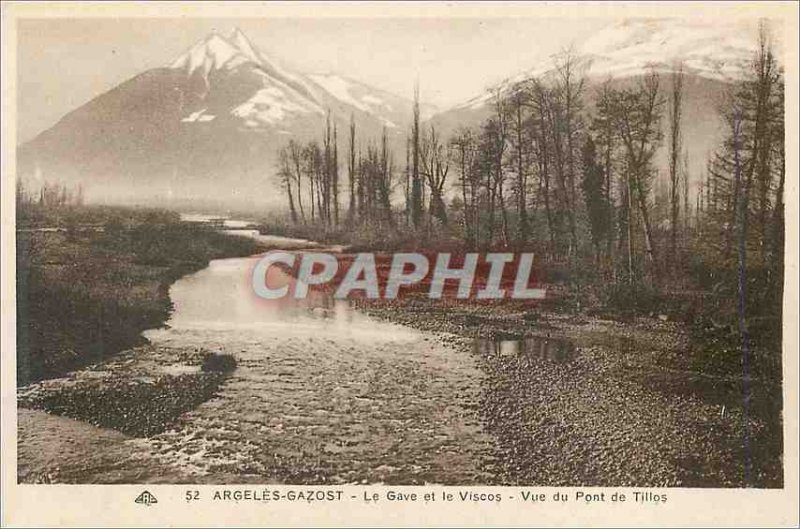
[222,229,320,249]
[144,253,419,344]
[474,335,577,363]
[180,213,257,229]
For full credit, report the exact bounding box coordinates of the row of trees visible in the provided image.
[16,179,85,208]
[278,114,406,229]
[277,116,340,226]
[701,25,785,340]
[276,23,784,300]
[703,27,785,274]
[279,64,698,284]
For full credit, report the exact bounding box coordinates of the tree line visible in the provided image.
[16,179,85,209]
[276,23,784,317]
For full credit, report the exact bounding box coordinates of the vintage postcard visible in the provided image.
[1,1,798,527]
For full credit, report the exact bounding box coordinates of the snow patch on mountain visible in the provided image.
[181,109,216,123]
[307,73,403,127]
[232,86,323,125]
[361,94,388,108]
[308,74,368,111]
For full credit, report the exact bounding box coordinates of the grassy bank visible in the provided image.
[16,205,260,385]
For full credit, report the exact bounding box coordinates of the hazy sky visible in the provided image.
[17,17,610,143]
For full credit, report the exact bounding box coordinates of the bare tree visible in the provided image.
[553,49,587,257]
[530,79,558,257]
[451,128,479,248]
[277,148,298,223]
[347,115,357,223]
[611,71,664,280]
[592,78,619,275]
[490,88,510,247]
[332,122,340,226]
[420,124,449,226]
[410,83,424,229]
[509,85,531,245]
[668,65,684,266]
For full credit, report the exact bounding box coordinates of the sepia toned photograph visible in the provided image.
[6,2,793,506]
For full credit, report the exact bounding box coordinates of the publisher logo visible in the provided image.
[135,490,158,506]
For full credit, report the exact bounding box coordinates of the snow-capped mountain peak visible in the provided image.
[167,30,327,127]
[169,32,249,75]
[164,28,422,133]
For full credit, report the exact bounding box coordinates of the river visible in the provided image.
[129,226,497,484]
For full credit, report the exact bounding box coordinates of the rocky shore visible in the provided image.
[353,295,783,487]
[17,347,237,483]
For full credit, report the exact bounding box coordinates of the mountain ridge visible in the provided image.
[18,20,761,211]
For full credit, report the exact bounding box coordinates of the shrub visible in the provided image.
[201,353,237,373]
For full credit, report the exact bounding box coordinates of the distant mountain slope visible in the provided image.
[429,19,760,187]
[445,18,756,113]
